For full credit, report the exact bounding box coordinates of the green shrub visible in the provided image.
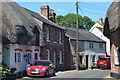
[0,66,2,72]
[79,63,86,70]
[1,62,10,78]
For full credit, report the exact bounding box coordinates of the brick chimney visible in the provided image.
[41,5,49,19]
[49,9,56,22]
[99,18,103,25]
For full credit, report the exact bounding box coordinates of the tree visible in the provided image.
[56,13,95,30]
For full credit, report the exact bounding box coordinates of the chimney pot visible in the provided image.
[40,5,49,19]
[99,18,103,25]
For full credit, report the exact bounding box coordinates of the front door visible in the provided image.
[86,55,88,69]
[35,53,38,60]
[27,53,31,64]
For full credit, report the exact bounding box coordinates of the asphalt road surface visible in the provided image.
[18,69,113,80]
[51,69,110,78]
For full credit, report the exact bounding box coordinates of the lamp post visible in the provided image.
[76,0,79,71]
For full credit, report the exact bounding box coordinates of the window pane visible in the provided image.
[59,51,62,64]
[18,53,21,62]
[15,53,16,63]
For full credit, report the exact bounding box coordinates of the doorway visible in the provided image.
[35,53,38,60]
[27,53,31,64]
[86,55,88,69]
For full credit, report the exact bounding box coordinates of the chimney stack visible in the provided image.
[99,18,103,25]
[40,5,56,22]
[41,5,49,19]
[49,9,56,22]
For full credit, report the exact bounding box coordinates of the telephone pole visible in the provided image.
[76,0,79,71]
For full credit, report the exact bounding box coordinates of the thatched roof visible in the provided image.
[103,2,120,38]
[2,2,42,44]
[106,2,119,31]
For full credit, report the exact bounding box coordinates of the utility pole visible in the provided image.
[76,0,79,71]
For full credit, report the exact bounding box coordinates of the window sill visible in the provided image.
[15,62,22,64]
[59,62,63,64]
[115,64,120,66]
[53,42,57,44]
[59,42,62,44]
[47,40,51,42]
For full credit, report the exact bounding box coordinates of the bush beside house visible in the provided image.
[79,64,86,70]
[1,62,11,79]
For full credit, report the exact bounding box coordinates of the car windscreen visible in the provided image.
[99,58,109,60]
[33,61,50,66]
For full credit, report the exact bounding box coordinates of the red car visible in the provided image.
[97,57,110,69]
[26,60,55,77]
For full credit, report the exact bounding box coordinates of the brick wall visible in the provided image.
[110,28,120,77]
[41,23,65,71]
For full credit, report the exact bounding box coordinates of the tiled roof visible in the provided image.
[63,27,105,43]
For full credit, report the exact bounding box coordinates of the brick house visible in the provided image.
[104,2,120,79]
[64,27,106,69]
[26,5,65,71]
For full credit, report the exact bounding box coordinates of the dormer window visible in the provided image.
[33,26,40,46]
[15,25,25,35]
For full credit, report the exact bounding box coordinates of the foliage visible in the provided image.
[56,13,95,30]
[0,62,2,72]
[1,62,10,78]
[79,63,86,70]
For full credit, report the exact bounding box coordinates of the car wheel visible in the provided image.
[45,70,49,77]
[101,66,106,70]
[52,70,56,76]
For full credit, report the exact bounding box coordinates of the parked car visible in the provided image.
[26,60,55,77]
[97,57,110,69]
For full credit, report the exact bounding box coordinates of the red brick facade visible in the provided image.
[41,23,65,71]
[109,28,120,78]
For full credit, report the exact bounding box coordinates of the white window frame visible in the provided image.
[46,27,50,42]
[59,32,62,44]
[15,51,22,63]
[46,50,50,60]
[114,47,120,66]
[89,42,93,49]
[99,43,103,49]
[59,51,63,64]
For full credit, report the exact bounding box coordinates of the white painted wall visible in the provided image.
[84,41,106,54]
[83,41,106,68]
[3,44,10,67]
[3,44,40,72]
[89,23,110,56]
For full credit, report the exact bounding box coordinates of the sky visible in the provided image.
[17,2,112,22]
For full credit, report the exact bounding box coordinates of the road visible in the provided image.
[19,69,113,80]
[52,69,110,78]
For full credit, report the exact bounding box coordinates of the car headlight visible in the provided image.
[27,67,30,70]
[42,68,46,70]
